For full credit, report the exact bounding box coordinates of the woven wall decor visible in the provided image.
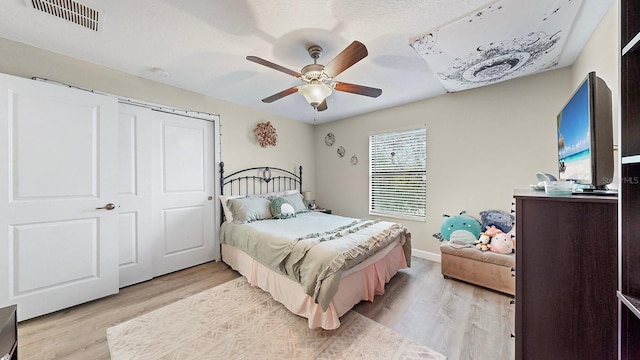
[254,121,277,147]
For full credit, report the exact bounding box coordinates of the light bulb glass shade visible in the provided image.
[302,191,313,201]
[298,83,332,107]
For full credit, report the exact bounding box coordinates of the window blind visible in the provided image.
[369,128,426,220]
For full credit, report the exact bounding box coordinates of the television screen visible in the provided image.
[557,79,590,183]
[556,72,613,190]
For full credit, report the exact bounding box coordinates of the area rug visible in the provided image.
[107,277,446,360]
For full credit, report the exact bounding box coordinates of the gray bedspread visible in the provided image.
[220,212,411,311]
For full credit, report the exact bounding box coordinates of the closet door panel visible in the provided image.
[0,73,118,321]
[117,104,153,288]
[152,111,215,277]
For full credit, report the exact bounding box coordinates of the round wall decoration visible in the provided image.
[351,155,358,165]
[324,132,335,146]
[337,146,345,157]
[254,121,277,147]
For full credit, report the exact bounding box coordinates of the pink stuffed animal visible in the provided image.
[484,225,502,237]
[490,233,514,254]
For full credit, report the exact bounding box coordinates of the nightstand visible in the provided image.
[0,305,17,360]
[314,208,332,214]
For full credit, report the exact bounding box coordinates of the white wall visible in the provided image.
[313,2,618,257]
[571,2,618,94]
[0,37,316,191]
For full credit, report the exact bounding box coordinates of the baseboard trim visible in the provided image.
[411,248,441,263]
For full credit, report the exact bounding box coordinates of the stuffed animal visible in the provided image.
[483,225,502,237]
[432,210,482,247]
[475,233,491,251]
[475,225,503,251]
[480,209,515,233]
[490,232,514,254]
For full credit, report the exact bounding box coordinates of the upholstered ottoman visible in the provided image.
[440,243,515,296]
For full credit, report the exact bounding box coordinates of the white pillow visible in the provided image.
[219,195,244,223]
[281,192,308,213]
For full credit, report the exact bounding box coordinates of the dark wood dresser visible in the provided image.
[0,305,17,360]
[514,190,617,360]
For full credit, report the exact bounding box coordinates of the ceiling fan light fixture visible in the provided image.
[297,83,332,108]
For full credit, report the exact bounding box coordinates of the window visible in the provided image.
[369,127,426,221]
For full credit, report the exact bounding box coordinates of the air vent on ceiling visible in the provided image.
[26,0,100,31]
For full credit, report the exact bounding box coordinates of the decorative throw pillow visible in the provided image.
[281,192,308,213]
[270,197,296,219]
[227,197,272,223]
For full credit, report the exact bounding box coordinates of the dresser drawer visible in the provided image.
[0,305,17,360]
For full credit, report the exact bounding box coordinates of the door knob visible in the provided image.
[96,203,116,210]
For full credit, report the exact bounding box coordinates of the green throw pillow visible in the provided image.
[270,197,296,219]
[227,197,272,223]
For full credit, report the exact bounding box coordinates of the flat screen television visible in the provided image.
[557,71,614,192]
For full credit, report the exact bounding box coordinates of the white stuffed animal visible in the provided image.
[475,233,491,251]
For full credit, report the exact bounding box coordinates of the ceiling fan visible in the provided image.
[246,41,382,111]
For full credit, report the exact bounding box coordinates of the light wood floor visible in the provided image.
[17,258,514,360]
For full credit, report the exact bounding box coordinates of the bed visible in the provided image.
[219,163,411,329]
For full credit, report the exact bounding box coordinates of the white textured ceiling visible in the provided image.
[0,0,614,124]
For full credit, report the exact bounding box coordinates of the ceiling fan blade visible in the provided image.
[334,82,382,98]
[246,56,301,78]
[261,87,299,103]
[323,41,368,78]
[317,99,328,111]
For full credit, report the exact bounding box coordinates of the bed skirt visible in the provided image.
[221,241,408,329]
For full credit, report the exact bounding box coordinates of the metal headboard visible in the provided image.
[220,162,302,196]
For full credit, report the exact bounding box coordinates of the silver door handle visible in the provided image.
[96,203,116,210]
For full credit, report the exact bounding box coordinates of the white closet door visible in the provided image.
[152,111,215,276]
[0,73,119,321]
[117,104,153,287]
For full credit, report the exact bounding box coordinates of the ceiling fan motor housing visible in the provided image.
[301,63,330,83]
[307,45,323,60]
